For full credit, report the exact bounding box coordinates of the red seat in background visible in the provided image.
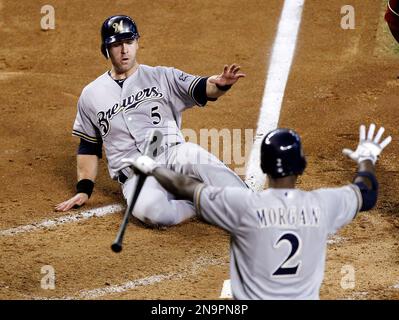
[385,0,399,43]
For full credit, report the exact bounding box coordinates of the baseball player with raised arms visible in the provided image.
[55,15,247,226]
[122,124,392,299]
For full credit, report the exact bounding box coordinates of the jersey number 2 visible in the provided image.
[272,233,301,277]
[151,106,162,125]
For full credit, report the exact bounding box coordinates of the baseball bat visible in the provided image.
[111,129,163,253]
[111,173,147,252]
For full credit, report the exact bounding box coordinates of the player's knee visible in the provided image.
[141,208,177,227]
[132,194,177,227]
[172,142,215,166]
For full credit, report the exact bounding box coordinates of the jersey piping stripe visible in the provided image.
[188,76,201,98]
[193,184,206,215]
[188,76,205,107]
[72,130,100,143]
[349,184,363,217]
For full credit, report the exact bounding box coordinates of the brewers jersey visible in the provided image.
[72,64,206,179]
[194,184,363,300]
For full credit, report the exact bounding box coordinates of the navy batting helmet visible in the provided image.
[260,128,307,178]
[101,15,140,59]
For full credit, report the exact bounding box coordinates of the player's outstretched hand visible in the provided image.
[55,193,89,212]
[122,155,158,175]
[208,64,246,87]
[342,124,392,164]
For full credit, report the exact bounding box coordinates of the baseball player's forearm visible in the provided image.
[77,154,99,182]
[342,124,391,212]
[55,154,98,212]
[206,64,246,99]
[354,160,375,189]
[353,160,378,211]
[206,76,229,99]
[152,167,201,201]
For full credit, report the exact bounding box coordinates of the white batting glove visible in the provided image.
[342,124,392,164]
[121,155,158,175]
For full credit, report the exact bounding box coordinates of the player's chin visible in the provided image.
[118,60,133,70]
[114,64,129,74]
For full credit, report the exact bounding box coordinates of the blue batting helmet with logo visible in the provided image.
[101,15,140,59]
[260,128,307,178]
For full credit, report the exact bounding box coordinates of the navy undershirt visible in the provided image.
[108,71,127,88]
[114,78,126,88]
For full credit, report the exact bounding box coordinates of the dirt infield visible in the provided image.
[0,0,398,300]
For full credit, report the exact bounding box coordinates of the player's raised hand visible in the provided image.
[122,155,158,175]
[342,124,392,164]
[208,64,246,87]
[55,193,89,212]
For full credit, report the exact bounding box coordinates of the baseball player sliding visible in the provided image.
[122,124,392,299]
[55,15,248,226]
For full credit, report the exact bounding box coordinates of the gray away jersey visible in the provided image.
[72,64,206,178]
[194,184,362,300]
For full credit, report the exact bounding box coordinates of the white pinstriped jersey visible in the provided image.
[194,184,362,300]
[72,64,205,178]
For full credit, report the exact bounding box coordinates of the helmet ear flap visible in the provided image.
[101,44,107,59]
[101,44,109,59]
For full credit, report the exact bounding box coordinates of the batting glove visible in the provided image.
[121,155,158,175]
[342,124,392,164]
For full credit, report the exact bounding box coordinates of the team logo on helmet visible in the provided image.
[112,20,124,33]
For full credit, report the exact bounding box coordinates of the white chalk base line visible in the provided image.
[29,255,227,300]
[0,204,123,237]
[245,0,305,191]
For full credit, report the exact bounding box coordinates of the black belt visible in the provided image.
[118,142,181,184]
[118,171,129,184]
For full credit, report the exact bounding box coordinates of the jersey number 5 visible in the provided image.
[151,106,162,125]
[272,233,301,277]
